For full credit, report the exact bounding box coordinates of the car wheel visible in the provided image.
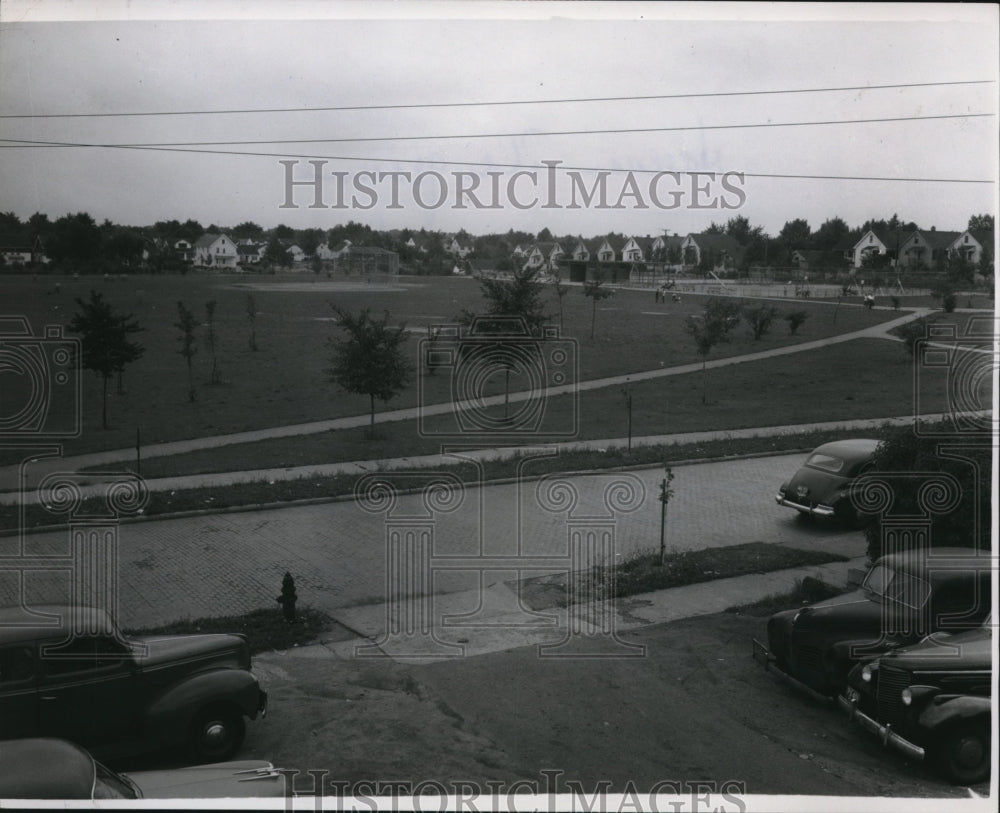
[933,721,991,785]
[188,704,246,763]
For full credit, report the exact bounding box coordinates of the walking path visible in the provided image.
[0,307,936,494]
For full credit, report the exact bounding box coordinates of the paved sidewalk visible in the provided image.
[260,556,867,666]
[0,411,968,506]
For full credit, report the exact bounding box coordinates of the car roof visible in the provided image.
[0,605,114,646]
[875,548,994,579]
[0,738,95,799]
[810,438,881,459]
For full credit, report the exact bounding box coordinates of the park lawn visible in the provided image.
[2,272,906,458]
[83,336,951,479]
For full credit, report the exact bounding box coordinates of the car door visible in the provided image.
[35,634,143,747]
[0,642,38,738]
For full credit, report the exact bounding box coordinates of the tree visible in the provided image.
[246,293,259,351]
[550,269,569,332]
[784,310,809,335]
[684,298,742,404]
[204,300,221,384]
[68,291,145,429]
[461,266,550,334]
[581,271,615,339]
[813,217,850,251]
[327,307,413,437]
[263,236,292,268]
[967,214,993,232]
[175,301,198,402]
[862,423,991,560]
[745,305,777,340]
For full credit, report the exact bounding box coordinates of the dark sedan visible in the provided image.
[775,438,880,524]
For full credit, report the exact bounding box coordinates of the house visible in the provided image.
[0,247,33,265]
[235,239,265,265]
[621,236,653,263]
[280,241,307,263]
[316,239,351,261]
[446,236,473,258]
[523,241,564,272]
[848,229,918,268]
[947,230,990,266]
[590,236,620,263]
[174,239,194,262]
[511,244,530,259]
[680,233,745,270]
[897,229,963,269]
[568,237,590,262]
[650,234,684,264]
[193,233,238,268]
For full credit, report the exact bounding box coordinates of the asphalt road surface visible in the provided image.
[2,452,867,628]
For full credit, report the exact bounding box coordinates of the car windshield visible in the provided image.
[863,565,930,609]
[805,452,845,473]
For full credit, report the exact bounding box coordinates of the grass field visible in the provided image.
[1,271,930,460]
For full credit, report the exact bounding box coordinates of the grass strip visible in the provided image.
[1,424,900,534]
[518,543,850,609]
[123,607,335,656]
[724,575,848,616]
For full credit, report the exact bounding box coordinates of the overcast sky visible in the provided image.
[0,1,997,238]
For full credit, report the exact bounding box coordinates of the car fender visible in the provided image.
[916,694,992,735]
[143,670,262,747]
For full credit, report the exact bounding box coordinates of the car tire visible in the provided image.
[188,703,246,763]
[933,721,991,785]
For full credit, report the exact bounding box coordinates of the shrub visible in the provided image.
[745,305,778,340]
[784,310,808,335]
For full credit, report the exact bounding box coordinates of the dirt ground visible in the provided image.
[118,611,986,802]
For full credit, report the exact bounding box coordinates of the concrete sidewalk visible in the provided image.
[259,556,866,666]
[0,412,964,507]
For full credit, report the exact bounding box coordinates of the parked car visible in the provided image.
[0,604,267,762]
[775,438,880,524]
[839,622,992,785]
[0,738,284,799]
[752,547,992,697]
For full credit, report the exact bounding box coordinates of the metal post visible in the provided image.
[659,478,666,565]
[135,427,141,477]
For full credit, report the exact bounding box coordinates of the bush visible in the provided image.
[745,305,778,340]
[784,310,808,335]
[894,319,928,356]
[862,421,992,561]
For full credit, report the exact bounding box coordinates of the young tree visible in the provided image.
[745,305,778,340]
[176,301,198,402]
[246,293,259,351]
[327,307,413,437]
[460,266,550,333]
[551,269,569,332]
[582,271,615,339]
[204,300,221,384]
[684,298,742,404]
[784,310,809,335]
[68,290,145,429]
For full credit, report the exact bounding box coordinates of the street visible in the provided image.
[1,452,866,628]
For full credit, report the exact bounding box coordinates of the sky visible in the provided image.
[0,1,997,239]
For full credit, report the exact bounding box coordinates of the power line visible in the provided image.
[0,112,993,149]
[0,139,990,185]
[0,79,994,120]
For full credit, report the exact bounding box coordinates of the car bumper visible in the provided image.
[838,688,925,762]
[775,494,835,517]
[751,638,834,703]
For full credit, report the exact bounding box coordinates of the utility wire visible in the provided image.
[0,79,994,119]
[0,112,993,149]
[0,139,989,184]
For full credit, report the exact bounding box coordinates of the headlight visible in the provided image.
[861,663,877,683]
[901,685,938,707]
[901,688,912,706]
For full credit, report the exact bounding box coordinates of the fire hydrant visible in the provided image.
[276,572,298,622]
